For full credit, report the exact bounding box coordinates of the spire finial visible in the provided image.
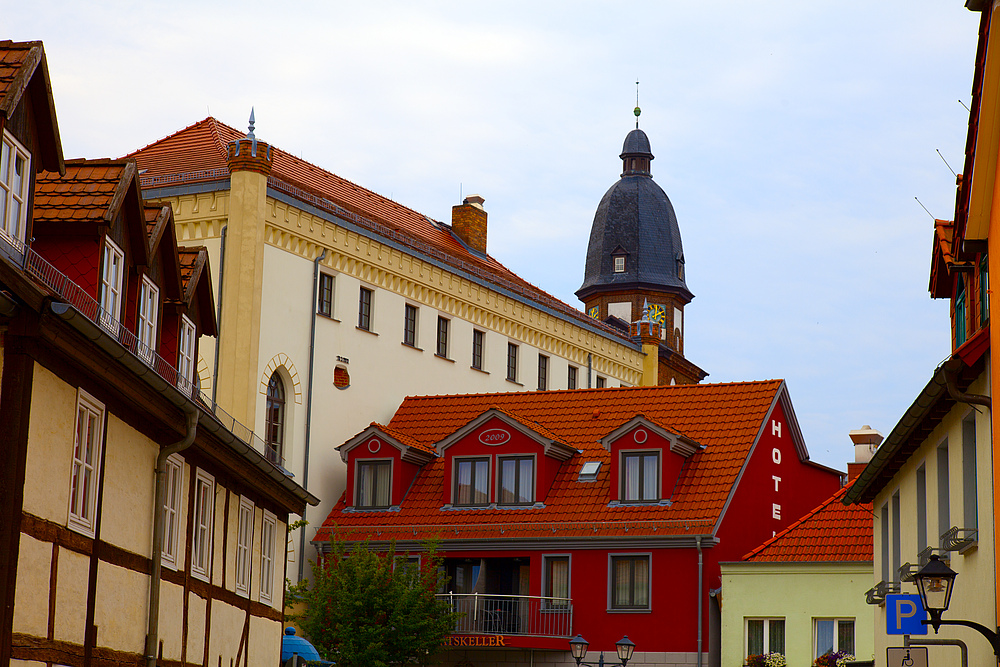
[247,107,256,139]
[634,80,641,128]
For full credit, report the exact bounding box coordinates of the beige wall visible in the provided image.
[871,369,995,666]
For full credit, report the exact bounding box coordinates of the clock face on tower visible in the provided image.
[648,303,666,325]
[588,306,600,320]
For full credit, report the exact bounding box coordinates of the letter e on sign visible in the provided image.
[772,503,781,520]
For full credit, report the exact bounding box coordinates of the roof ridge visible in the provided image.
[125,117,223,159]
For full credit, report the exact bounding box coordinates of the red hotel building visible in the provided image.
[315,380,842,667]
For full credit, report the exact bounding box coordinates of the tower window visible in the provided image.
[265,372,285,465]
[614,256,625,273]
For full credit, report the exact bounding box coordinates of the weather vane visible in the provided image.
[634,79,641,128]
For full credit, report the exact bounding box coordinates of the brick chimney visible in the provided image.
[847,425,883,482]
[452,195,487,256]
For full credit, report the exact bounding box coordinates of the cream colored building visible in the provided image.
[0,41,316,667]
[129,116,671,579]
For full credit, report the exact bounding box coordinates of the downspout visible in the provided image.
[696,535,704,667]
[298,248,326,581]
[212,225,227,406]
[943,357,992,410]
[145,405,198,667]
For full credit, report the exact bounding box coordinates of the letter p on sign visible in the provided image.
[885,594,927,635]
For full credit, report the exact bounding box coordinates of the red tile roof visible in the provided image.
[742,481,872,562]
[929,219,956,298]
[33,159,132,225]
[0,40,38,110]
[0,40,63,173]
[316,380,786,543]
[127,118,630,344]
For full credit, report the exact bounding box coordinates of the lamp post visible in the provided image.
[568,634,635,667]
[913,554,1000,660]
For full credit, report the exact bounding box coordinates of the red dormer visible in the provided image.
[433,408,577,507]
[601,415,701,504]
[338,423,436,509]
[929,218,989,350]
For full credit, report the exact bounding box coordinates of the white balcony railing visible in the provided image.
[437,592,573,638]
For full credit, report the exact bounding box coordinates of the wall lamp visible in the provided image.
[569,634,635,666]
[914,554,1000,659]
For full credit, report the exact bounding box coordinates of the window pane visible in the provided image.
[837,620,854,654]
[548,557,569,602]
[624,455,639,500]
[643,454,658,500]
[747,619,764,655]
[633,557,648,606]
[500,459,516,504]
[518,458,533,503]
[376,462,391,507]
[613,558,630,606]
[474,460,489,504]
[769,619,785,654]
[815,619,834,657]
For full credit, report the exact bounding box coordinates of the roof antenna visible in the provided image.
[936,149,957,177]
[634,79,641,128]
[959,99,971,112]
[914,196,936,220]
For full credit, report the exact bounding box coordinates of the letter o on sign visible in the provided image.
[634,429,648,444]
[771,447,781,464]
[368,439,381,454]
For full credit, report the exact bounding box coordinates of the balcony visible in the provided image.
[438,592,573,638]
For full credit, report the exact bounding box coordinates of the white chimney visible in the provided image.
[849,425,883,464]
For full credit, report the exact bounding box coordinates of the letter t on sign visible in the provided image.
[772,475,781,492]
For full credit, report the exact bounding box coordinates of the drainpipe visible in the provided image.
[212,225,227,406]
[298,249,326,581]
[145,404,198,667]
[696,535,704,667]
[943,357,992,410]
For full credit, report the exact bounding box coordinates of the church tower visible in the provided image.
[576,111,707,385]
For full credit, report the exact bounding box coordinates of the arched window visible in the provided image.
[265,372,285,465]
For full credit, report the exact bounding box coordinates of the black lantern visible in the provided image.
[914,555,956,625]
[615,636,635,662]
[569,635,589,662]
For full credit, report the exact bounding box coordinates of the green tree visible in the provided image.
[296,533,458,666]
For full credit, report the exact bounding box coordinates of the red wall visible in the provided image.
[344,436,416,507]
[32,236,100,299]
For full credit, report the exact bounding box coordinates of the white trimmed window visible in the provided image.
[100,238,125,333]
[747,618,785,657]
[813,618,854,660]
[0,130,30,251]
[68,389,105,537]
[161,454,184,569]
[235,496,254,596]
[138,275,160,362]
[177,315,196,394]
[356,460,391,509]
[622,451,659,502]
[260,510,277,603]
[191,469,215,581]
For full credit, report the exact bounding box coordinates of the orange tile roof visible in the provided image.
[316,380,785,543]
[0,40,37,109]
[0,40,63,174]
[742,481,872,562]
[33,159,131,225]
[374,422,438,456]
[127,118,631,344]
[929,219,958,299]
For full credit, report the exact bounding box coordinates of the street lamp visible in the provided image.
[913,554,1000,659]
[568,634,635,666]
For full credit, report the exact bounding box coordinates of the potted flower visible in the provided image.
[813,651,855,667]
[746,652,786,667]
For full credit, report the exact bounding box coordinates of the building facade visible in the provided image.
[315,379,843,667]
[0,40,316,667]
[128,116,705,578]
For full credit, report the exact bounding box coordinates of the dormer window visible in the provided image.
[138,275,160,363]
[622,451,659,502]
[455,458,490,506]
[177,315,197,394]
[356,460,391,509]
[613,256,626,273]
[0,130,30,251]
[955,274,967,347]
[99,238,125,333]
[498,456,534,505]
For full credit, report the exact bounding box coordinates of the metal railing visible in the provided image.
[11,237,286,471]
[437,592,573,638]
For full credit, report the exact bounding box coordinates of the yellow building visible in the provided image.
[0,40,317,667]
[128,115,700,578]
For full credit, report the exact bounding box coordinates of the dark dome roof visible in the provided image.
[621,129,652,157]
[577,129,691,302]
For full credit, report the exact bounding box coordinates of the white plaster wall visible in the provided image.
[94,561,148,652]
[101,415,157,557]
[207,600,244,666]
[159,580,185,660]
[871,369,995,667]
[248,615,282,667]
[21,363,76,524]
[186,592,207,660]
[13,533,50,636]
[53,547,89,644]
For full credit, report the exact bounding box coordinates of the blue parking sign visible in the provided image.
[886,594,928,635]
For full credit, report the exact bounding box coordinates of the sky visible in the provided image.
[6,1,983,470]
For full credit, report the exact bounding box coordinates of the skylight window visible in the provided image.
[578,461,601,482]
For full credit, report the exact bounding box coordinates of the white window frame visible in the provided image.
[613,255,625,273]
[745,617,785,657]
[191,469,215,582]
[177,315,197,394]
[68,389,105,537]
[161,453,184,570]
[259,510,277,603]
[0,130,31,251]
[235,496,254,597]
[138,275,160,363]
[100,238,125,334]
[813,618,854,659]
